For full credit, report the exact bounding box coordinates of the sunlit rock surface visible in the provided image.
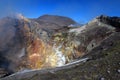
[0,15,120,80]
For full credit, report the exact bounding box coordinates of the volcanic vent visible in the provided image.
[0,14,78,77]
[0,15,119,79]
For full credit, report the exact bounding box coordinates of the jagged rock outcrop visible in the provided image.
[0,15,120,80]
[97,15,120,31]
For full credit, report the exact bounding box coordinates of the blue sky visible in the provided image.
[0,0,120,23]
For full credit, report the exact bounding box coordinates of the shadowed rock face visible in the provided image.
[97,15,120,31]
[0,15,120,79]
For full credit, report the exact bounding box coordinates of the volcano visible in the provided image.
[0,15,120,80]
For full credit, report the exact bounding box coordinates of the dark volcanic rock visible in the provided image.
[97,15,120,31]
[31,15,76,30]
[38,15,76,26]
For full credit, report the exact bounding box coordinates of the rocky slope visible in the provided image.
[1,32,120,80]
[0,15,120,80]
